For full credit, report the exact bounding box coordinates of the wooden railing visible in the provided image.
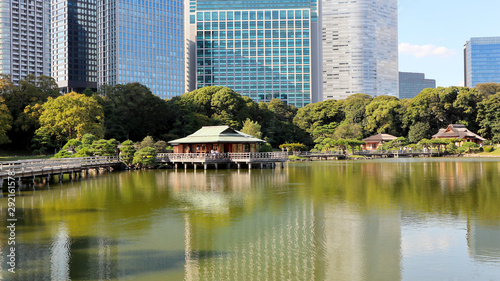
[0,156,120,177]
[157,152,288,162]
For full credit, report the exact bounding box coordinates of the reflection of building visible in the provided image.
[467,219,500,263]
[464,37,500,88]
[324,205,401,281]
[322,0,399,100]
[399,72,436,99]
[185,0,323,107]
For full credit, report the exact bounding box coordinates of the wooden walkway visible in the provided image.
[353,150,441,158]
[0,156,121,184]
[298,151,347,160]
[157,152,288,169]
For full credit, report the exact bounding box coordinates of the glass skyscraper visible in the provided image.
[399,72,435,99]
[185,0,323,107]
[97,0,184,99]
[464,37,500,88]
[52,0,97,93]
[322,0,398,100]
[0,0,51,84]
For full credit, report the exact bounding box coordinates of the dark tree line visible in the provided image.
[1,75,500,154]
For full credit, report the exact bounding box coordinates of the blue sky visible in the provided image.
[398,0,500,87]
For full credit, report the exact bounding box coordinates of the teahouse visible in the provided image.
[432,124,485,146]
[169,126,266,153]
[362,133,398,150]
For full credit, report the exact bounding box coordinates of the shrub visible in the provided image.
[259,143,273,152]
[132,147,157,167]
[483,145,494,153]
[54,150,73,158]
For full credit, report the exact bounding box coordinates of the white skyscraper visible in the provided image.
[0,0,51,84]
[322,0,398,100]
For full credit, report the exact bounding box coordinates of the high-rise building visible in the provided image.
[51,0,97,93]
[185,0,323,108]
[399,72,436,99]
[322,0,398,100]
[464,37,500,88]
[97,0,184,99]
[0,0,51,84]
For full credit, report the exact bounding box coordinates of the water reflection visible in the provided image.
[0,159,499,280]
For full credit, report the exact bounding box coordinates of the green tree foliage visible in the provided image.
[155,140,168,153]
[477,93,500,143]
[1,75,60,150]
[240,118,262,139]
[458,142,480,154]
[381,137,409,150]
[364,96,404,136]
[140,136,155,149]
[332,123,363,140]
[99,83,174,141]
[120,140,136,164]
[476,82,500,97]
[31,127,55,155]
[81,133,97,146]
[92,139,119,156]
[0,97,13,145]
[279,142,306,151]
[62,139,82,153]
[293,99,344,135]
[408,122,431,143]
[133,147,157,167]
[342,94,372,125]
[37,92,104,145]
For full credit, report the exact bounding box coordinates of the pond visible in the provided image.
[1,158,500,280]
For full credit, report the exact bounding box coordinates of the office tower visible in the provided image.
[51,0,97,93]
[185,0,323,108]
[464,37,500,88]
[399,72,436,99]
[0,0,51,84]
[322,0,398,100]
[97,0,184,99]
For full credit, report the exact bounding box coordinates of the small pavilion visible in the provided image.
[432,124,485,146]
[362,133,398,150]
[169,126,266,154]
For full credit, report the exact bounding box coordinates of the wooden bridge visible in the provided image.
[0,156,121,185]
[298,151,347,160]
[157,152,288,169]
[353,150,442,158]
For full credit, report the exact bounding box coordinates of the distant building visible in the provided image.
[399,72,436,99]
[97,0,184,99]
[51,0,97,93]
[185,0,323,108]
[362,133,397,151]
[322,0,399,100]
[464,37,500,88]
[432,124,485,146]
[0,0,51,84]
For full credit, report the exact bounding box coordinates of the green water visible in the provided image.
[1,158,500,281]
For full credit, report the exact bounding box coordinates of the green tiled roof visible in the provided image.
[169,126,266,144]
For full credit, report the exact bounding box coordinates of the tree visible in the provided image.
[342,94,372,125]
[476,82,500,97]
[0,97,12,145]
[293,99,344,135]
[364,96,404,136]
[37,92,104,145]
[240,118,262,139]
[140,136,155,149]
[155,140,168,153]
[82,133,97,146]
[477,93,500,143]
[279,142,306,152]
[332,123,363,140]
[99,83,175,141]
[120,140,136,165]
[2,75,60,150]
[133,147,157,167]
[92,139,119,156]
[408,122,431,143]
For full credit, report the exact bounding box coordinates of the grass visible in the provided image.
[479,149,500,156]
[289,155,308,160]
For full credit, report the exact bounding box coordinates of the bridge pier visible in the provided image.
[215,164,218,170]
[184,163,188,170]
[59,173,63,182]
[204,164,207,170]
[175,163,178,170]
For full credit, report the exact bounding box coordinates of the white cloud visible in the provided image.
[399,43,457,58]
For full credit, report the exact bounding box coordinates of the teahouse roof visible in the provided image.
[432,124,485,141]
[362,133,398,143]
[169,126,266,144]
